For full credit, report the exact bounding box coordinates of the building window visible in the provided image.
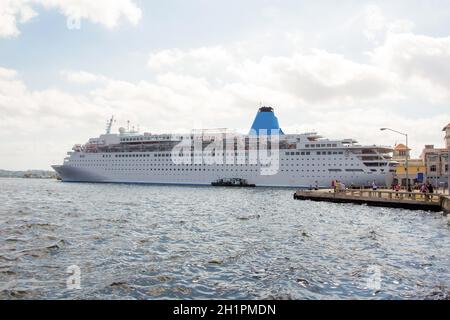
[430,165,437,172]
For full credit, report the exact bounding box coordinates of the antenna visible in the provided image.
[106,116,114,134]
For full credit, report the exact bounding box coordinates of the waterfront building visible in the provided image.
[392,144,426,187]
[420,124,449,188]
[444,123,450,193]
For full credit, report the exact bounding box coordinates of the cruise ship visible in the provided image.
[53,107,397,188]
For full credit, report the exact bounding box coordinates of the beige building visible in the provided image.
[420,123,449,187]
[445,123,450,193]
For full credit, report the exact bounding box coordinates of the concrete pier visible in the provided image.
[294,189,445,212]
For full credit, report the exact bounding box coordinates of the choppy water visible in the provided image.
[0,178,449,300]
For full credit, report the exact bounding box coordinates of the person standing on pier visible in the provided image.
[421,183,430,200]
[428,182,434,194]
[394,183,401,197]
[372,181,378,191]
[335,180,341,193]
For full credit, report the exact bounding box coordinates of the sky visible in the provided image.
[1,0,450,170]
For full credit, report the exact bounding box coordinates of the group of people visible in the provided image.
[331,180,437,195]
[331,180,347,192]
[420,182,435,194]
[391,181,435,194]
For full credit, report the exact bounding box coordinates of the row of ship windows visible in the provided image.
[109,153,287,158]
[69,164,366,173]
[71,160,355,167]
[305,143,338,148]
[70,162,357,167]
[285,151,344,156]
[91,156,353,162]
[97,151,347,159]
[118,138,343,147]
[97,158,350,162]
[120,137,173,142]
[67,165,373,173]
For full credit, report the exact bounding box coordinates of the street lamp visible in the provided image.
[381,128,410,191]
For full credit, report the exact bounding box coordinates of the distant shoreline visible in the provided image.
[0,169,58,179]
[0,176,56,180]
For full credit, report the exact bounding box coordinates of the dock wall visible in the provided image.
[293,190,449,213]
[441,196,450,214]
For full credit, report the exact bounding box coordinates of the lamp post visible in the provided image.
[381,128,410,190]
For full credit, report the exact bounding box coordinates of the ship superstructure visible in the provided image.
[53,107,396,187]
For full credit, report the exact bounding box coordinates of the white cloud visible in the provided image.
[0,66,18,78]
[387,19,415,34]
[345,4,415,43]
[0,0,37,38]
[61,70,107,84]
[371,33,450,102]
[228,50,398,105]
[1,3,450,169]
[2,27,450,170]
[147,45,400,107]
[363,4,387,41]
[148,46,235,81]
[37,0,142,28]
[0,68,110,169]
[0,0,142,38]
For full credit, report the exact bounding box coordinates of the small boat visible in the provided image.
[211,178,256,187]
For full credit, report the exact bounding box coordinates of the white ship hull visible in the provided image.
[52,152,392,188]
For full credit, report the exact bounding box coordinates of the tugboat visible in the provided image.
[211,178,256,187]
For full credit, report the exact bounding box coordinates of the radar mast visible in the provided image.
[106,116,115,134]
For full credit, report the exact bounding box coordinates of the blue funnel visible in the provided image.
[249,107,284,135]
